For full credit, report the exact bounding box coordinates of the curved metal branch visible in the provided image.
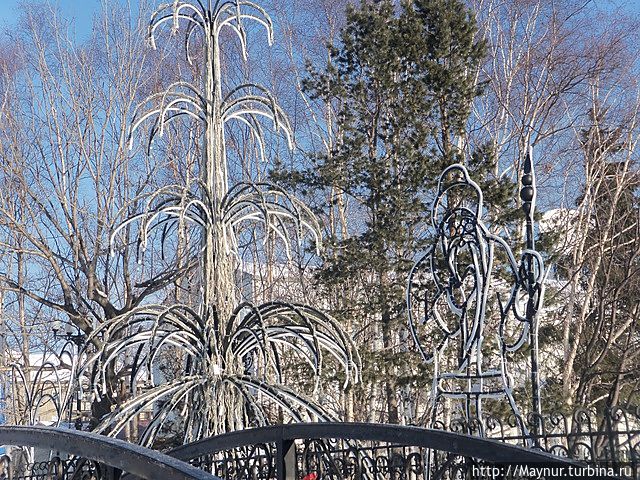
[110,183,212,262]
[129,82,205,150]
[221,182,321,256]
[222,84,294,150]
[83,298,360,444]
[148,3,208,50]
[214,1,274,46]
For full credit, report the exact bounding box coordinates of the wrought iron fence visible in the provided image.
[169,423,583,480]
[0,426,217,480]
[476,406,640,477]
[188,441,483,479]
[0,456,105,480]
[2,416,637,479]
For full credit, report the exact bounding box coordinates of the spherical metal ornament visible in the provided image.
[520,186,534,202]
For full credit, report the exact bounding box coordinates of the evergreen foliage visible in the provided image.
[275,0,519,422]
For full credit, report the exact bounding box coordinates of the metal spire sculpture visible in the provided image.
[407,158,545,441]
[520,147,543,428]
[82,0,360,446]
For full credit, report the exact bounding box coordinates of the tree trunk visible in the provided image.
[382,311,398,424]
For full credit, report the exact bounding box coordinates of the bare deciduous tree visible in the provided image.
[0,1,190,423]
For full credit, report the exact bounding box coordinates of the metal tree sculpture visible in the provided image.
[4,339,87,467]
[407,161,545,440]
[81,0,360,446]
[8,351,76,429]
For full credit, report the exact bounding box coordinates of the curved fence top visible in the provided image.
[169,422,580,465]
[0,426,218,480]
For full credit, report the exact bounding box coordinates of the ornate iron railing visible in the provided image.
[0,426,217,480]
[1,457,105,480]
[473,407,640,476]
[2,418,636,478]
[168,423,582,480]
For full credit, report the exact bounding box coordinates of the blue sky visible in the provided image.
[1,0,638,37]
[0,0,638,50]
[0,1,101,40]
[0,1,141,41]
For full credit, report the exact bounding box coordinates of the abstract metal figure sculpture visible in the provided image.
[407,159,545,441]
[81,0,360,446]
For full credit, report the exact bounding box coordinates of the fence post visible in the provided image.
[0,454,11,480]
[276,438,295,480]
[605,408,619,470]
[104,465,122,480]
[46,457,62,480]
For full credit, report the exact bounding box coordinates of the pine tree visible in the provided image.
[276,0,506,423]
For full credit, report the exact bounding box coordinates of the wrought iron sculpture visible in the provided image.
[81,0,360,446]
[407,158,545,440]
[7,336,86,427]
[1,337,86,472]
